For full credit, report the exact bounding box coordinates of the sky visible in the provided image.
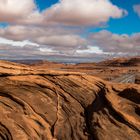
[0,0,140,62]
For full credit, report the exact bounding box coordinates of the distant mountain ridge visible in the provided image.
[98,57,140,67]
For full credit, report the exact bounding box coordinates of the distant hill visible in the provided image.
[30,60,66,69]
[9,57,140,70]
[98,57,140,67]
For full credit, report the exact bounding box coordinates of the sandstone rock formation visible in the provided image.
[0,61,140,140]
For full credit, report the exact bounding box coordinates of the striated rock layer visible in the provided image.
[0,61,140,140]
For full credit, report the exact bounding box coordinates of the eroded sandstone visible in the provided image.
[0,61,140,140]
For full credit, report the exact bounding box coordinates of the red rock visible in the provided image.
[0,61,140,140]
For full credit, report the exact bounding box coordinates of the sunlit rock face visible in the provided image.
[0,61,140,140]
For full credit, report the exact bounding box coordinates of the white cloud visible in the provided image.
[0,27,140,58]
[44,0,127,26]
[0,0,38,22]
[0,25,86,49]
[76,46,104,54]
[0,37,39,47]
[36,35,87,47]
[0,0,127,27]
[39,47,56,53]
[89,30,140,54]
[0,0,138,61]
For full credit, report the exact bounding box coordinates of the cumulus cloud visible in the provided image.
[36,35,86,47]
[133,4,140,17]
[0,0,39,22]
[0,25,139,58]
[0,25,86,49]
[0,0,127,26]
[0,25,49,41]
[0,0,138,61]
[89,30,140,54]
[0,44,38,59]
[0,25,88,57]
[44,0,127,26]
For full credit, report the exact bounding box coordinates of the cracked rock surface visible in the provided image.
[0,61,140,140]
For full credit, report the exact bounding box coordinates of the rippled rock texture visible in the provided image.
[0,60,140,140]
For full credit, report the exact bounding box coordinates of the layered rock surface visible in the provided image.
[0,61,140,140]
